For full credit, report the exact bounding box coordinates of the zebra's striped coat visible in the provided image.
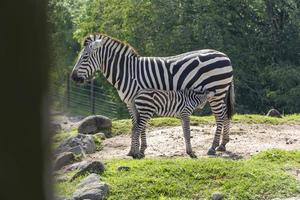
[71,34,235,158]
[131,89,215,158]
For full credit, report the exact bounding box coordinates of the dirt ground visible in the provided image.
[87,122,300,160]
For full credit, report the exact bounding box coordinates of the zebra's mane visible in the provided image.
[83,33,139,56]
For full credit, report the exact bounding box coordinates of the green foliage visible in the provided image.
[49,0,300,115]
[55,149,300,200]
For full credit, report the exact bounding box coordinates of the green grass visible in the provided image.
[55,149,300,200]
[111,114,300,136]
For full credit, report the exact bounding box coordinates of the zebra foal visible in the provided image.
[128,89,215,158]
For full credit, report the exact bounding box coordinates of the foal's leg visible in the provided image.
[181,114,197,158]
[207,100,226,155]
[216,115,230,152]
[138,113,152,157]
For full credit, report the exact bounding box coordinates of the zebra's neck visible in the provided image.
[100,37,140,103]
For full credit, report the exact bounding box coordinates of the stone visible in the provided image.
[78,115,112,135]
[73,174,109,200]
[63,161,89,172]
[68,145,86,156]
[117,166,130,171]
[55,134,96,155]
[51,122,62,133]
[71,161,105,181]
[54,152,75,171]
[211,193,224,200]
[266,109,282,118]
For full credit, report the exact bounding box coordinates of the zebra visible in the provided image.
[71,33,235,158]
[131,89,215,158]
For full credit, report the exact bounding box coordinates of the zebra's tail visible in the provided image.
[227,81,235,119]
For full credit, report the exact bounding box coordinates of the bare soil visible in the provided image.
[87,122,300,160]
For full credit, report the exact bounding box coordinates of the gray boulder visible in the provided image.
[78,115,112,135]
[211,193,224,200]
[266,109,282,118]
[73,174,109,200]
[54,152,75,171]
[51,122,62,133]
[55,134,96,155]
[71,161,105,181]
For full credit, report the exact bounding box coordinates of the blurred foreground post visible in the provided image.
[0,1,51,200]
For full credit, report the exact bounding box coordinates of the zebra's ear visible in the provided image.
[91,39,102,49]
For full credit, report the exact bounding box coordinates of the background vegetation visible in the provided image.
[48,0,300,117]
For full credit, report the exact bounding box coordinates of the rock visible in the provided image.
[68,145,86,156]
[117,166,130,171]
[77,173,100,188]
[51,122,62,133]
[78,115,112,135]
[266,109,282,118]
[63,161,89,172]
[55,134,96,155]
[73,174,109,200]
[211,193,224,200]
[54,152,75,171]
[71,161,105,181]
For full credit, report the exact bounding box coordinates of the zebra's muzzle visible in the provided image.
[71,71,85,83]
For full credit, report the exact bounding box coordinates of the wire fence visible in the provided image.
[50,73,129,119]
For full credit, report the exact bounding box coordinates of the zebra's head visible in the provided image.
[71,34,106,83]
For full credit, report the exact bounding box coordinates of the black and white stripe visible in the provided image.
[129,89,214,158]
[71,34,235,158]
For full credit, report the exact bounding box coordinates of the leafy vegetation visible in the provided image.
[49,0,300,116]
[55,149,300,200]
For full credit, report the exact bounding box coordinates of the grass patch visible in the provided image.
[54,170,81,197]
[111,114,300,136]
[56,149,300,200]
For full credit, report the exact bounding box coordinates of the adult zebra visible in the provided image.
[71,34,235,157]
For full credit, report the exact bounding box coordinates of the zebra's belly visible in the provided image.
[156,109,181,118]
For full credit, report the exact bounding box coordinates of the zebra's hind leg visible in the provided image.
[216,116,230,152]
[181,114,197,158]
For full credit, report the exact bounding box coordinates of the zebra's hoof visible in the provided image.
[207,148,216,156]
[132,152,144,159]
[126,151,134,156]
[216,145,226,152]
[188,152,197,159]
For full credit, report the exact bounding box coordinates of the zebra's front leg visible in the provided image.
[127,122,145,159]
[181,115,197,158]
[127,104,143,159]
[216,116,230,152]
[207,118,224,155]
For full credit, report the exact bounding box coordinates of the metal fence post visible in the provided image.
[67,73,70,110]
[90,79,95,114]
